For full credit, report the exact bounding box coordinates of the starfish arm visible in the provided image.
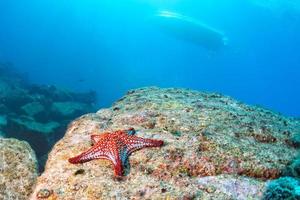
[125,135,164,154]
[111,148,124,176]
[105,138,131,176]
[90,132,110,144]
[68,145,109,164]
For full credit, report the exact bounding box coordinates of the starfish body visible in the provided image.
[68,128,164,176]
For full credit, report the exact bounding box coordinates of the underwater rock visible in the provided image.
[0,138,38,200]
[28,84,97,105]
[51,101,94,119]
[0,79,31,112]
[4,116,60,157]
[0,131,4,138]
[21,102,45,117]
[197,175,266,199]
[262,177,300,200]
[0,115,7,137]
[283,158,300,178]
[152,11,227,50]
[0,63,96,170]
[0,115,7,126]
[8,116,60,135]
[288,132,300,148]
[31,87,299,199]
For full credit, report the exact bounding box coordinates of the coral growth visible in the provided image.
[263,177,300,200]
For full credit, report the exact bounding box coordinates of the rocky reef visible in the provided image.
[30,87,300,199]
[0,138,38,200]
[0,63,96,170]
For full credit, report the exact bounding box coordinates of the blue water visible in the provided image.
[0,0,299,117]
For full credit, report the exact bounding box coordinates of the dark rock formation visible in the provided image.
[0,63,96,170]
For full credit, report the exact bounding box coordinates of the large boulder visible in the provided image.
[0,138,38,200]
[31,87,299,199]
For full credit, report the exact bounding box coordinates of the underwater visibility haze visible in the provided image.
[1,1,300,199]
[0,0,299,117]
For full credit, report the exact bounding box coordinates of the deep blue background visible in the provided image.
[0,0,299,117]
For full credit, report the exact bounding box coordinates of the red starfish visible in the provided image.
[68,128,164,176]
